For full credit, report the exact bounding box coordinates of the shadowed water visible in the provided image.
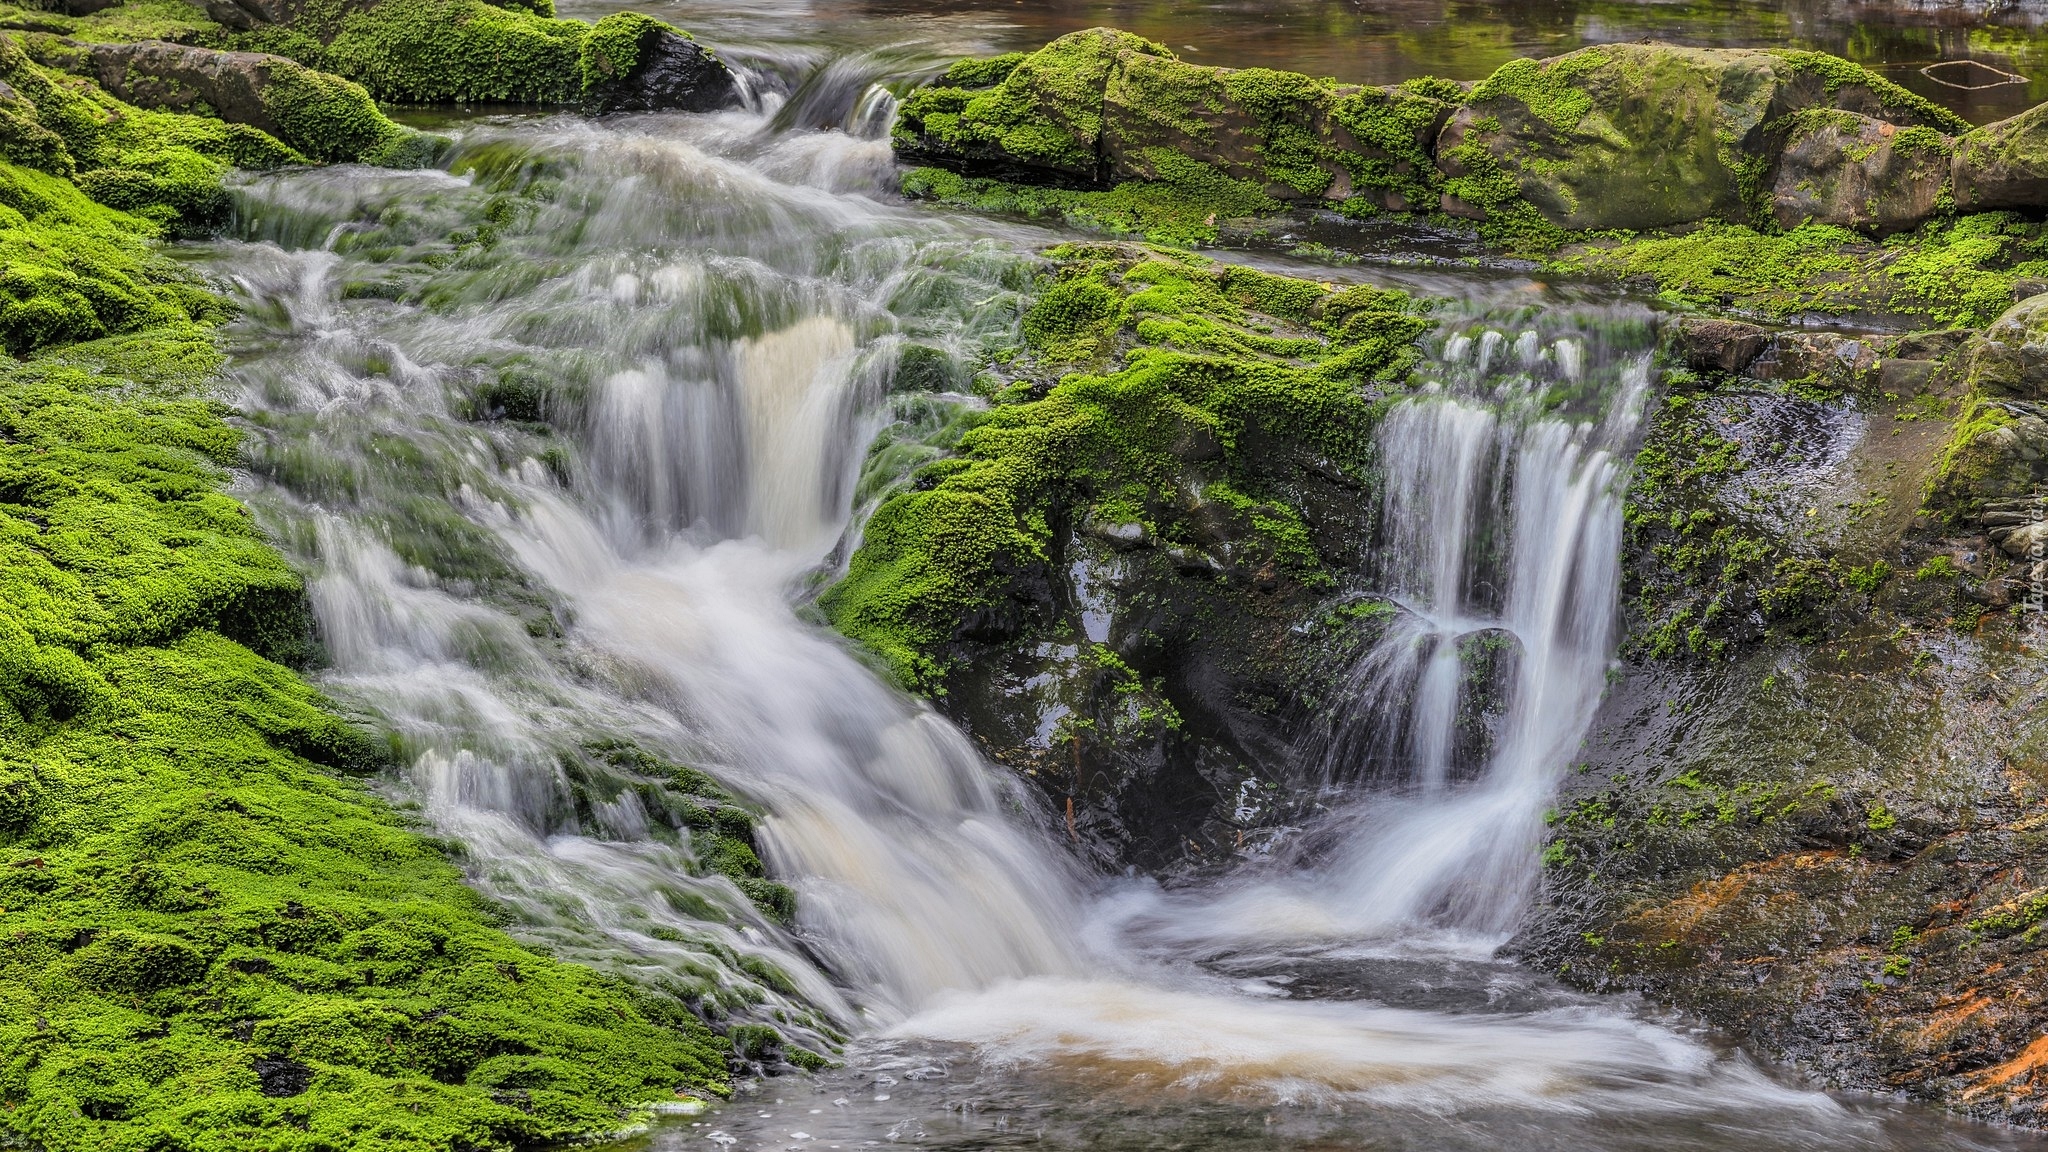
[195,52,2048,1152]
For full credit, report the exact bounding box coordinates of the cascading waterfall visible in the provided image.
[198,83,1919,1146]
[220,112,1081,1034]
[1308,307,1653,936]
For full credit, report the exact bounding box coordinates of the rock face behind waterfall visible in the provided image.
[1519,294,2048,1126]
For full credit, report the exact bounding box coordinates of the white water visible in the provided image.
[210,100,1909,1140]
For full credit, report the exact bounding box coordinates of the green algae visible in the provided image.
[821,244,1429,690]
[0,157,731,1149]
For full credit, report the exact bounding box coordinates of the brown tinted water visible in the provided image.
[567,0,2048,123]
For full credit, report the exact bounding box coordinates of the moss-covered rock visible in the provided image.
[0,29,317,229]
[1438,44,1966,238]
[68,38,422,164]
[577,11,736,114]
[1768,109,1951,236]
[896,28,1453,214]
[1952,99,2048,213]
[821,244,1429,862]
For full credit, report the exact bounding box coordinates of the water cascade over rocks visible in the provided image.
[199,83,2026,1151]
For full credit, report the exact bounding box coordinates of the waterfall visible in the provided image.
[209,100,1860,1133]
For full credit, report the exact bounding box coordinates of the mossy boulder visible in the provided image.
[1768,109,1952,235]
[1951,291,2048,402]
[1102,54,1450,211]
[72,39,424,164]
[1437,44,1966,234]
[1953,100,2048,213]
[894,27,1170,181]
[578,11,737,114]
[896,29,1452,212]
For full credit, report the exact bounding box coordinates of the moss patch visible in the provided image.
[0,156,730,1149]
[821,244,1430,690]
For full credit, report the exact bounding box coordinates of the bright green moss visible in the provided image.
[322,0,589,105]
[939,52,1026,90]
[579,10,660,95]
[0,32,321,229]
[1557,214,2048,325]
[1770,50,1969,136]
[1466,51,1606,133]
[0,163,222,358]
[0,159,732,1146]
[901,156,1280,247]
[822,246,1429,690]
[901,28,1172,176]
[258,58,417,164]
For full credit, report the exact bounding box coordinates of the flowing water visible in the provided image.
[191,7,2048,1148]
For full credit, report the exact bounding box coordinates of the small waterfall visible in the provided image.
[1102,305,1653,952]
[206,82,1875,1133]
[1317,308,1650,937]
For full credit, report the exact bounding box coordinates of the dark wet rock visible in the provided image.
[1525,349,2048,1124]
[1928,403,2048,514]
[1887,327,1973,362]
[1669,316,1769,373]
[581,15,740,114]
[1767,110,1950,235]
[1952,100,2048,213]
[199,0,341,31]
[1874,356,1937,395]
[252,1056,313,1098]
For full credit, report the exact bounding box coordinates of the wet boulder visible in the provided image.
[894,27,1169,182]
[1926,400,2048,513]
[1668,316,1770,374]
[1101,53,1451,210]
[579,12,739,114]
[1768,109,1951,234]
[1952,101,2048,212]
[73,39,423,164]
[1436,44,1966,232]
[893,27,1452,208]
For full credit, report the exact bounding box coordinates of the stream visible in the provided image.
[192,2,2048,1149]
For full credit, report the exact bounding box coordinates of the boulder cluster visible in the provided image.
[896,31,2048,239]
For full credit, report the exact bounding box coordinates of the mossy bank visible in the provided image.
[0,16,768,1151]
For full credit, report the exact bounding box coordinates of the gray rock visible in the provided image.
[1952,100,2048,212]
[1669,316,1769,373]
[1952,293,2048,402]
[1768,110,1949,235]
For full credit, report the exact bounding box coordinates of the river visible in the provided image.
[193,3,2048,1149]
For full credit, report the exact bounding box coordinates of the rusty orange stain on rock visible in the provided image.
[1965,1034,2048,1099]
